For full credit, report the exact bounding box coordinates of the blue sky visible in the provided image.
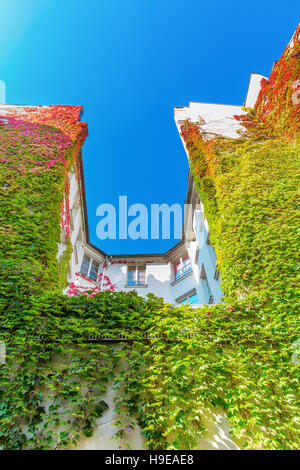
[0,0,298,254]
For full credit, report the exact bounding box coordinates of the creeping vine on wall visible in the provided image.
[0,105,87,303]
[0,31,299,450]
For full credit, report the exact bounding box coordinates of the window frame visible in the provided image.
[127,265,147,286]
[176,289,199,306]
[173,256,192,281]
[80,254,101,283]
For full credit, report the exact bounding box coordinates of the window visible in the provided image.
[214,269,220,281]
[80,255,100,282]
[174,257,192,281]
[127,265,146,286]
[208,295,214,305]
[206,232,211,245]
[89,259,100,281]
[177,290,199,305]
[80,254,90,277]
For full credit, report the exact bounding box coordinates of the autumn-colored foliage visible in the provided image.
[0,31,299,451]
[0,105,87,300]
[235,24,300,140]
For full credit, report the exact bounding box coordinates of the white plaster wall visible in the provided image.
[69,261,179,304]
[107,262,173,303]
[75,414,240,450]
[0,104,48,115]
[69,173,78,209]
[174,73,269,142]
[73,378,146,451]
[245,73,267,108]
[174,102,244,145]
[191,211,223,304]
[73,380,240,451]
[173,73,270,159]
[170,270,198,304]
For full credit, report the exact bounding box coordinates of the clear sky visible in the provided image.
[0,0,298,254]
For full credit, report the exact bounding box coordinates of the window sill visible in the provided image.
[170,270,193,286]
[78,272,100,286]
[125,284,148,288]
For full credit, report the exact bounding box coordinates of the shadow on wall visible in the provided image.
[117,271,173,304]
[197,407,240,450]
[72,377,145,450]
[73,381,240,450]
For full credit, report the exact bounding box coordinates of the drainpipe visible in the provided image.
[100,263,105,292]
[100,256,112,291]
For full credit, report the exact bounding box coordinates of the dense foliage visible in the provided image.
[0,30,299,450]
[0,105,87,304]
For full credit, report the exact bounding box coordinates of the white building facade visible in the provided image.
[65,165,223,306]
[0,72,264,307]
[0,66,270,451]
[63,72,265,307]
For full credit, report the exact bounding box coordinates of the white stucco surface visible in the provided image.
[174,102,244,141]
[245,73,267,108]
[72,382,240,450]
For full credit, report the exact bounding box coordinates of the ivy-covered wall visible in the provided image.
[0,30,299,450]
[0,105,87,304]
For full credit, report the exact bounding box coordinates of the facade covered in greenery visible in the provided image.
[0,28,299,450]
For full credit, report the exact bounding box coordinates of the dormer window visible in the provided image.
[174,257,191,281]
[127,265,146,286]
[80,255,100,282]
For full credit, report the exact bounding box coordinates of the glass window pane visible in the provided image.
[138,266,146,284]
[178,291,199,305]
[80,255,90,277]
[128,267,136,285]
[174,261,179,279]
[188,293,199,304]
[89,260,99,281]
[174,257,192,280]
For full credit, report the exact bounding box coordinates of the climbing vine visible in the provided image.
[0,105,87,303]
[0,30,300,450]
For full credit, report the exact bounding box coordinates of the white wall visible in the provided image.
[108,262,173,302]
[68,257,201,306]
[72,381,240,451]
[192,210,223,304]
[174,102,244,145]
[245,73,267,108]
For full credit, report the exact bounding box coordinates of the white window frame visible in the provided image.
[173,256,192,281]
[80,255,101,283]
[127,265,147,286]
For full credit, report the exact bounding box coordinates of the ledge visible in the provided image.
[125,284,148,288]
